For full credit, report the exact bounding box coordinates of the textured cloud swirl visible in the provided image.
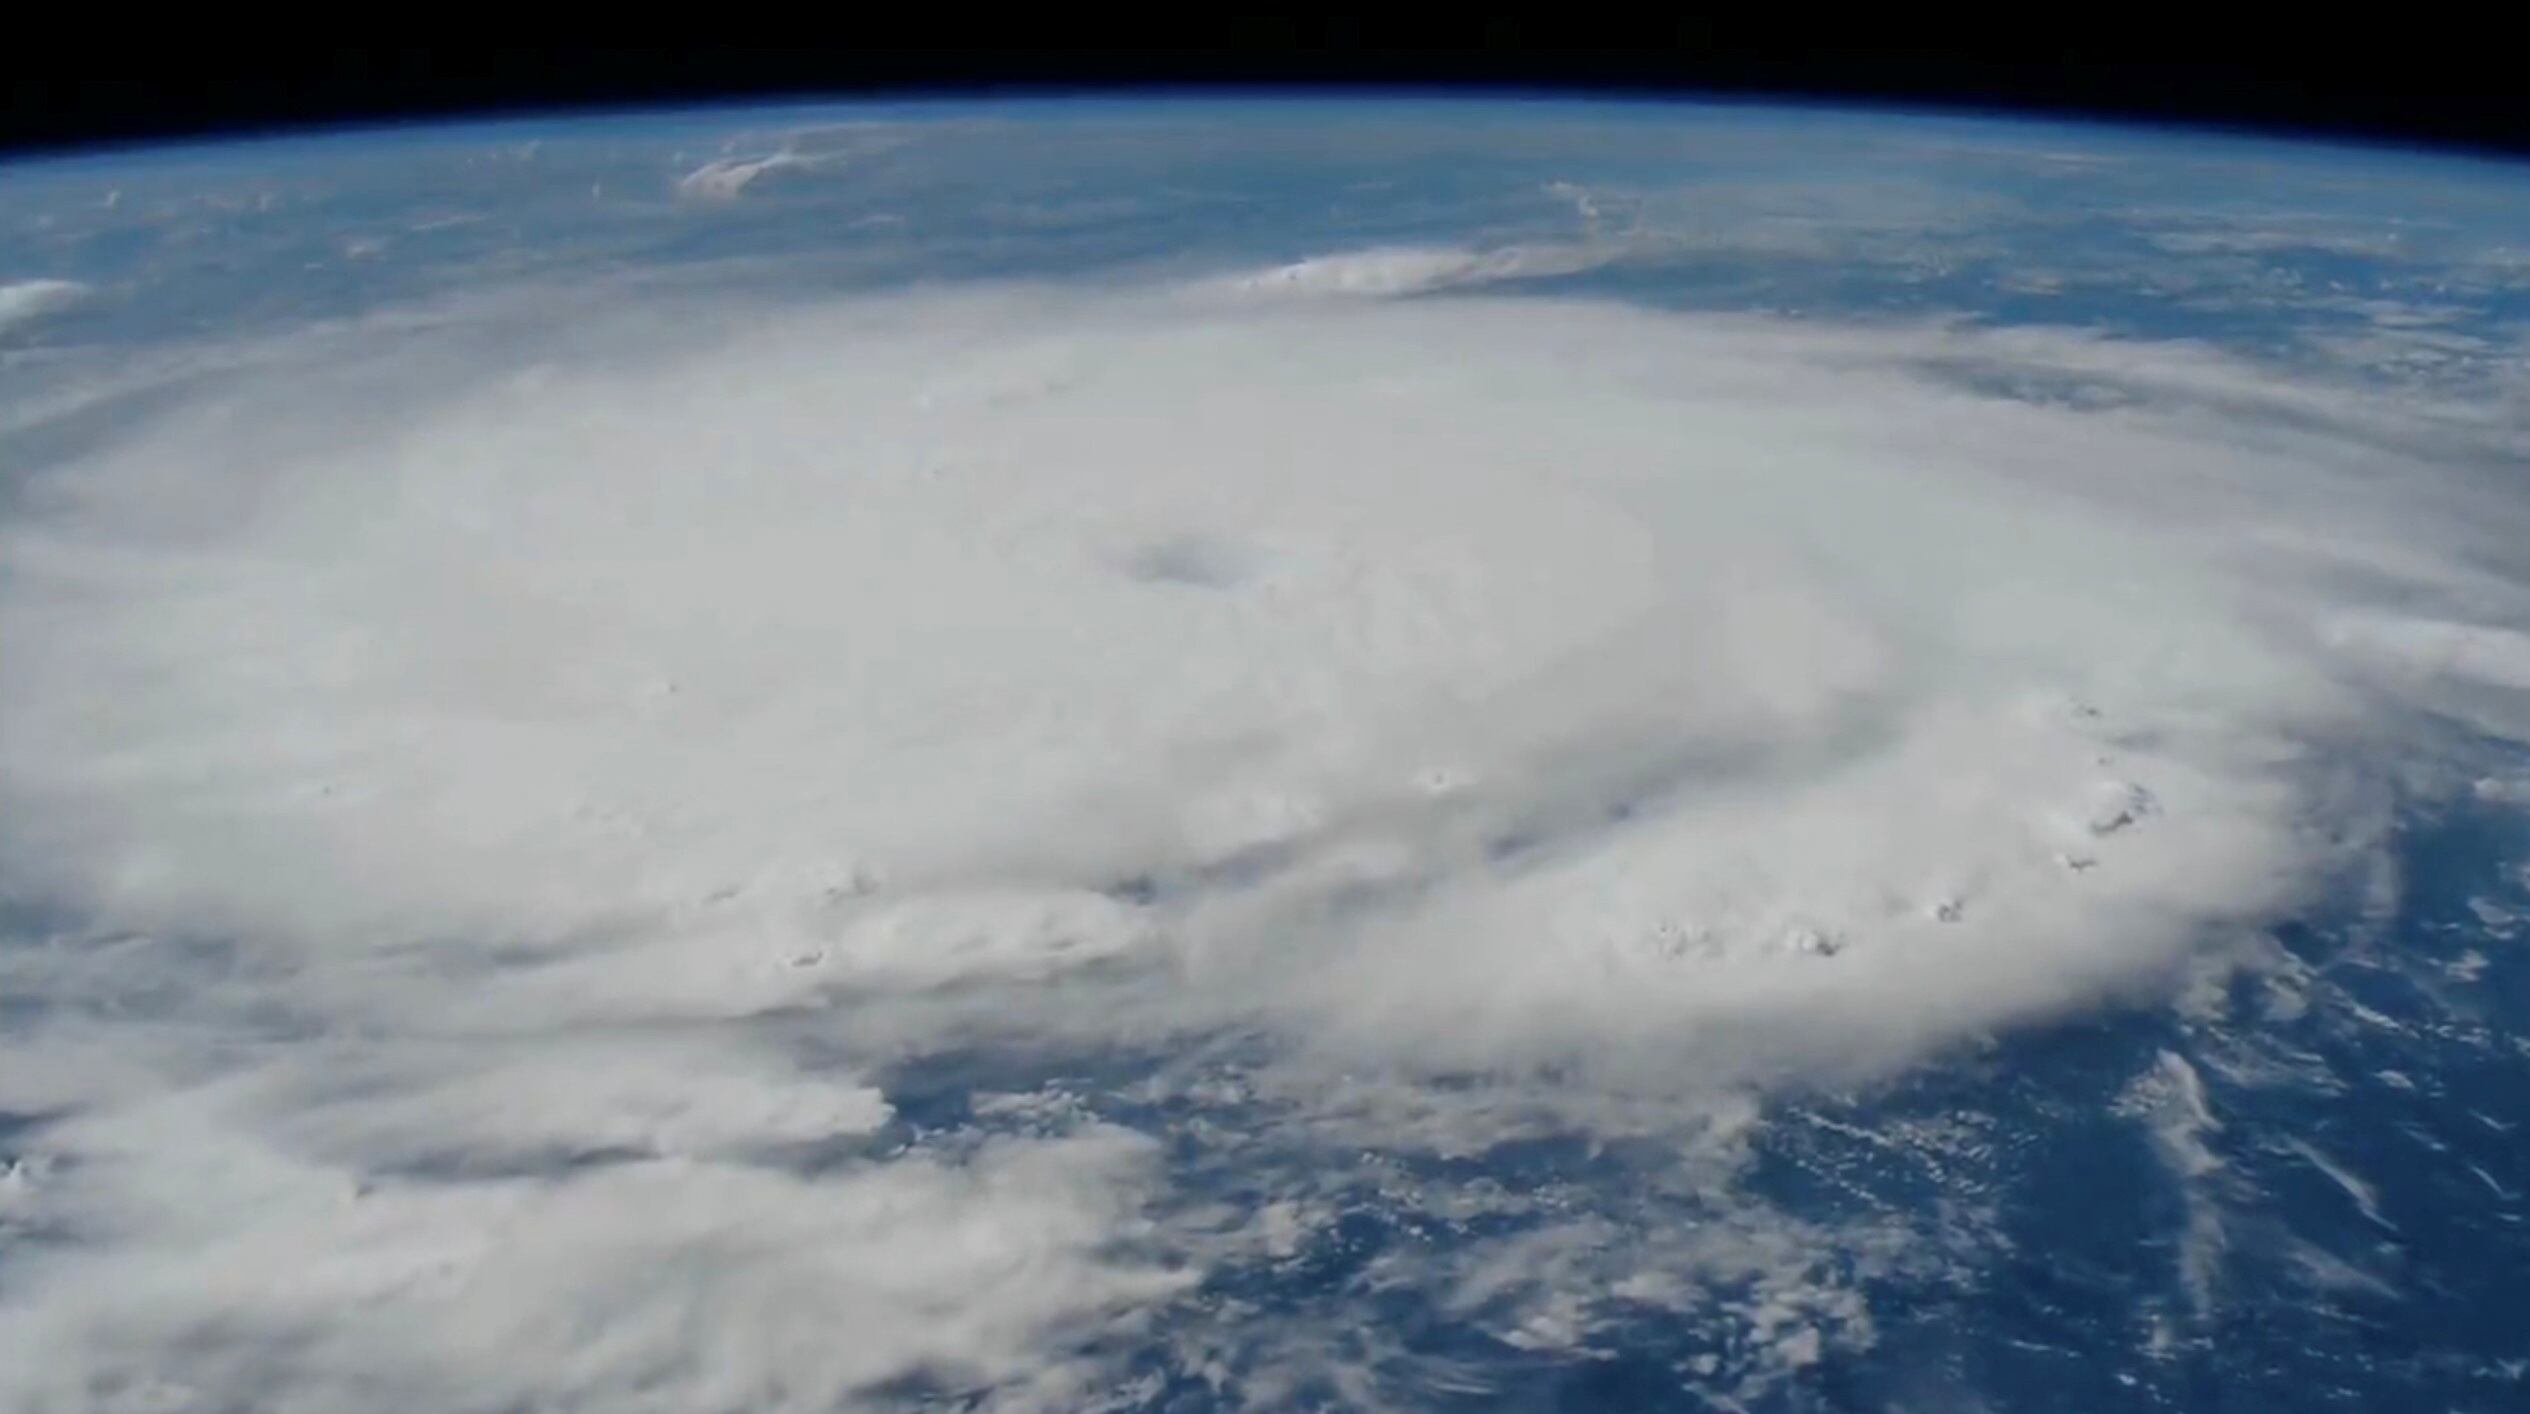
[3,258,2527,1409]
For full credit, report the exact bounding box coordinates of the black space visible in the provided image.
[3,36,2526,164]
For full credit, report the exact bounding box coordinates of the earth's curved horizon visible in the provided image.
[2,97,2527,1412]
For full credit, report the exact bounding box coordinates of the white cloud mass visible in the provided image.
[3,254,2528,1408]
[0,279,87,332]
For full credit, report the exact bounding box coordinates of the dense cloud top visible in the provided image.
[3,259,2526,1409]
